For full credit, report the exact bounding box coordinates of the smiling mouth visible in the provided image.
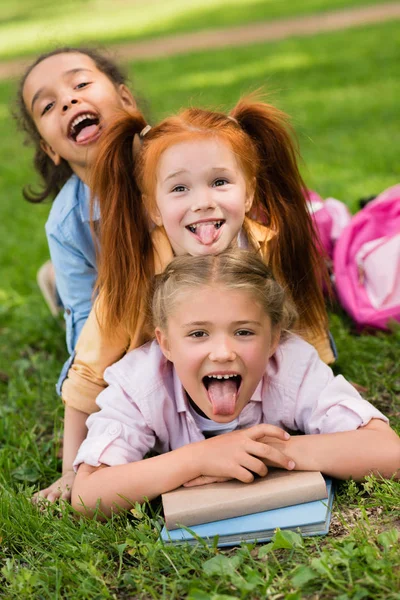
[69,112,100,142]
[203,374,242,416]
[186,220,225,245]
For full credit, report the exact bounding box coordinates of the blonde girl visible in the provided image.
[72,251,399,518]
[44,98,337,501]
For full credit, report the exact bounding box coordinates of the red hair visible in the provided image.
[91,98,328,339]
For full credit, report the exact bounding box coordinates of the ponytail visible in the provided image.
[90,108,154,337]
[231,97,329,334]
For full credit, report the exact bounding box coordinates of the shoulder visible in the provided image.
[45,175,90,235]
[104,340,173,398]
[245,217,276,246]
[267,333,332,393]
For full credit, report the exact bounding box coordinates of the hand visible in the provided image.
[192,424,295,484]
[32,470,76,503]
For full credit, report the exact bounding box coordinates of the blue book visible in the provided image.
[161,479,333,547]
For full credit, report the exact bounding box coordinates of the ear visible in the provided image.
[118,84,136,109]
[147,197,163,227]
[244,177,256,213]
[155,327,172,361]
[40,139,61,166]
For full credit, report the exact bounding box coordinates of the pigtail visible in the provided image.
[231,97,328,334]
[90,108,154,337]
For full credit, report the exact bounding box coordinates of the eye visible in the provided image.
[41,102,54,116]
[172,185,187,193]
[235,329,254,337]
[213,178,229,187]
[75,81,90,89]
[188,330,208,339]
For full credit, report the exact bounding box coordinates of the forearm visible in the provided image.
[62,406,88,474]
[72,444,202,517]
[268,420,400,481]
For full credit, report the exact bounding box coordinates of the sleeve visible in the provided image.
[73,377,156,470]
[47,226,96,354]
[61,296,130,415]
[292,346,388,434]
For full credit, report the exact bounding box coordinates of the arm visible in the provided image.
[72,424,295,518]
[47,227,96,353]
[265,419,400,480]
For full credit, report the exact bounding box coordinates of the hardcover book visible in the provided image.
[161,477,334,548]
[162,469,328,529]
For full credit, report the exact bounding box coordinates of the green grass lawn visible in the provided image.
[1,19,400,599]
[0,0,395,61]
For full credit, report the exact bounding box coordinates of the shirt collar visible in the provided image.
[79,179,100,223]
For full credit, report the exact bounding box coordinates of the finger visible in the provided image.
[248,441,295,470]
[32,488,50,504]
[46,490,61,503]
[234,466,255,484]
[248,424,291,441]
[240,455,268,478]
[61,489,72,501]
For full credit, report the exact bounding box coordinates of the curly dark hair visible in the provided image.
[14,46,129,203]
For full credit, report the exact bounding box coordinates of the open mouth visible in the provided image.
[68,112,100,143]
[203,373,242,416]
[186,220,225,245]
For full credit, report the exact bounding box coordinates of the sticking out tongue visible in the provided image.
[207,379,237,416]
[195,222,220,245]
[75,124,99,143]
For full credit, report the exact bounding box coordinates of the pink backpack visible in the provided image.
[306,190,351,259]
[333,185,400,330]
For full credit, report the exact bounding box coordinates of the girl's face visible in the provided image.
[153,138,254,256]
[156,285,280,423]
[22,52,134,183]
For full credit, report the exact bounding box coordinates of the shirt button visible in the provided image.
[65,308,71,315]
[108,424,121,436]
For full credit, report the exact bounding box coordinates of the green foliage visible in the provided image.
[0,16,399,600]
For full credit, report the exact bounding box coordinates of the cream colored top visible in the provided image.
[61,219,334,414]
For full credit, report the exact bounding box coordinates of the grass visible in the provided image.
[1,18,400,599]
[0,0,395,61]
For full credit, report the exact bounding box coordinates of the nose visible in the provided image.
[208,336,236,363]
[191,188,216,213]
[62,98,78,113]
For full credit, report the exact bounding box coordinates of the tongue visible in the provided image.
[207,379,237,416]
[195,222,218,245]
[75,124,99,143]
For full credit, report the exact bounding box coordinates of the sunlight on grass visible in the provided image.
[0,0,265,58]
[172,53,312,91]
[0,0,391,60]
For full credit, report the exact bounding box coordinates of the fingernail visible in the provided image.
[284,432,290,440]
[288,460,295,470]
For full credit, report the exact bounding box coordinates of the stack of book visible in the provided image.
[161,469,334,547]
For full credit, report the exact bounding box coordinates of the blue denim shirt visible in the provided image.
[46,174,99,355]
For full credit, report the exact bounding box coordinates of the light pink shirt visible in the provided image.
[74,335,388,470]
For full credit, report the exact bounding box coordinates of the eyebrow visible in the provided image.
[163,166,233,184]
[181,320,262,328]
[30,68,94,112]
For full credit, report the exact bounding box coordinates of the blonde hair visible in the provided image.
[152,250,297,338]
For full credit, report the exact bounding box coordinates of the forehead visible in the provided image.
[167,284,264,322]
[23,53,99,107]
[157,137,240,177]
